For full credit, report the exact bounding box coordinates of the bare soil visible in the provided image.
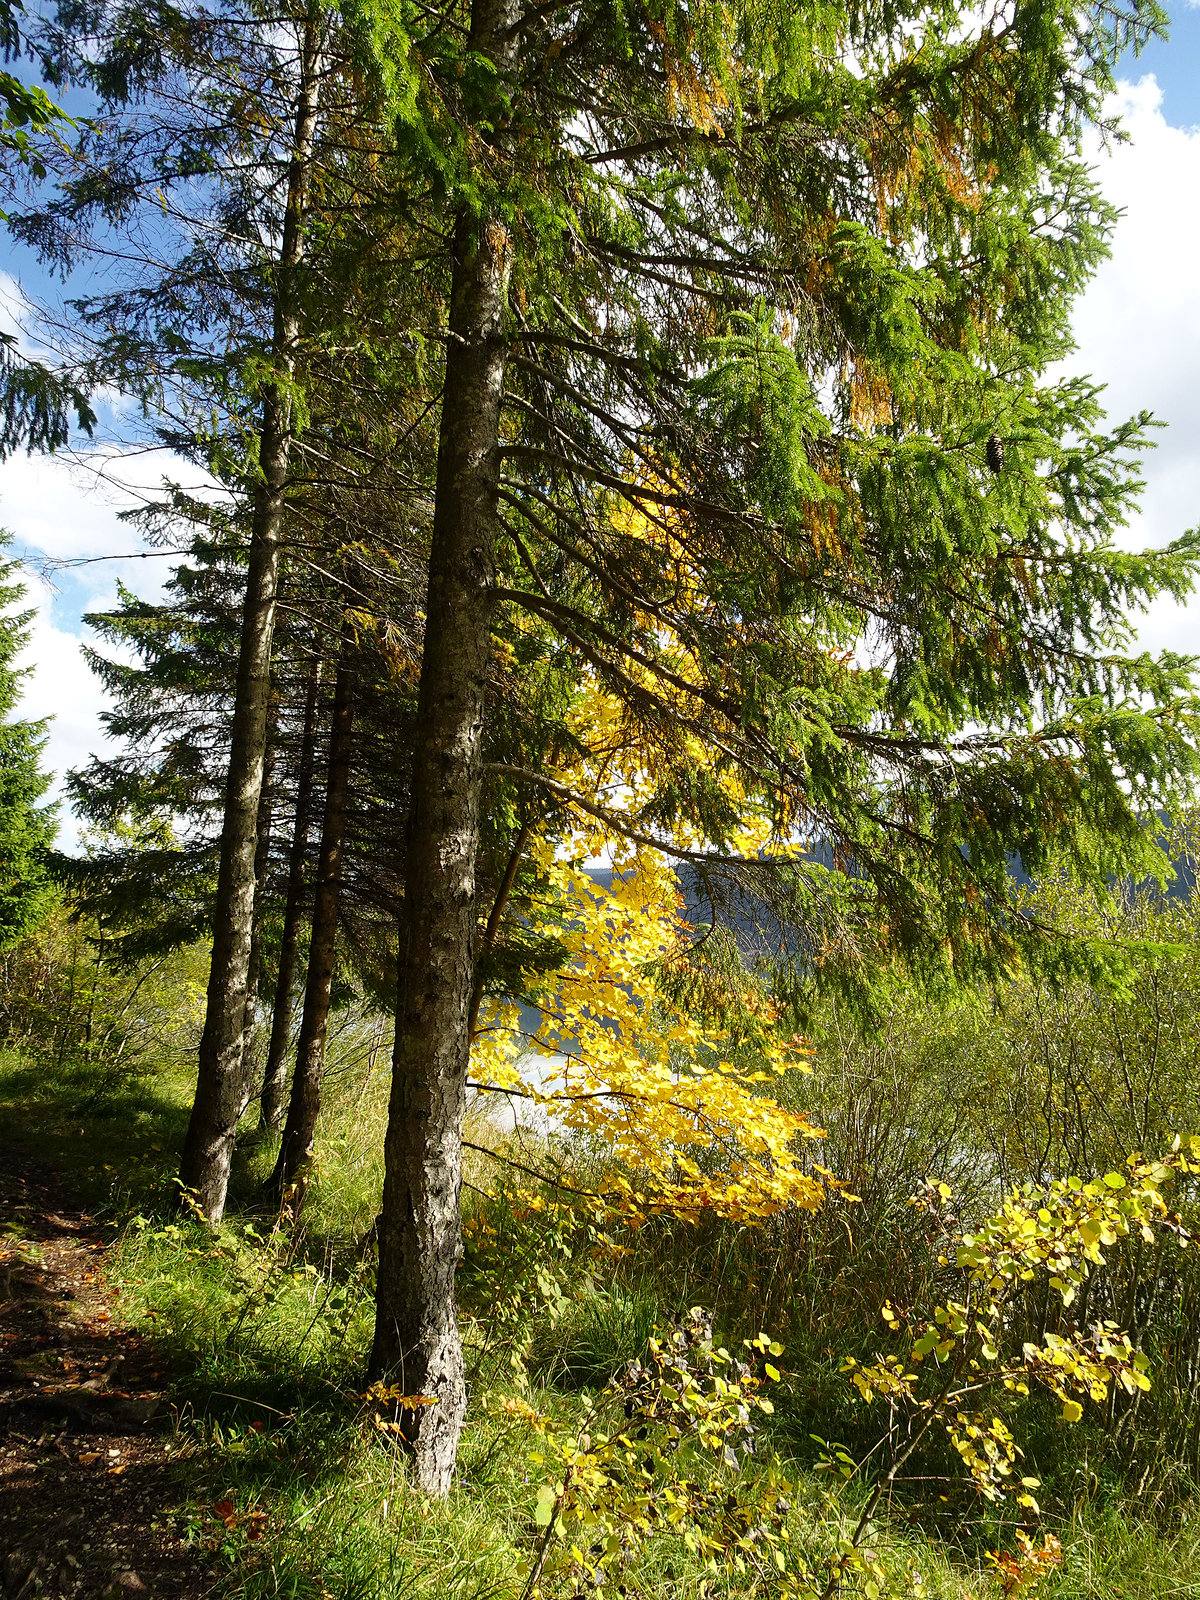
[0,1146,215,1599]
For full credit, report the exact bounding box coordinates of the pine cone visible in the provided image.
[986,433,1004,474]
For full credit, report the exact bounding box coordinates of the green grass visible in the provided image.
[0,1047,195,1210]
[4,1047,1200,1600]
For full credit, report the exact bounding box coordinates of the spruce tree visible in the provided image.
[68,519,253,962]
[362,0,1199,1491]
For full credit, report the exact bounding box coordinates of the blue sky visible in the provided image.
[1116,2,1200,125]
[4,13,1200,846]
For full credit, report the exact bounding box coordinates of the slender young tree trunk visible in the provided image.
[178,6,323,1222]
[269,626,355,1198]
[83,922,104,1064]
[369,0,518,1496]
[240,737,276,1086]
[259,658,323,1131]
[55,938,79,1070]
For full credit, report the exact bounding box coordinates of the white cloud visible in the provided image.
[0,446,197,850]
[1072,76,1200,658]
[15,579,111,849]
[1,444,179,570]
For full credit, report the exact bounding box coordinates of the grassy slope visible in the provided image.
[2,1051,1199,1600]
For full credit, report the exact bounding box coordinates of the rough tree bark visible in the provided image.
[368,0,519,1500]
[178,4,323,1222]
[259,658,323,1132]
[268,626,355,1197]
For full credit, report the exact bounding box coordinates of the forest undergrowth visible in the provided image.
[3,991,1200,1600]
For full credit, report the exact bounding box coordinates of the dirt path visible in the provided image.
[0,1147,214,1599]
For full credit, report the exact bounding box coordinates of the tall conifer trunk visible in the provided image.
[369,0,518,1498]
[179,4,323,1221]
[269,625,355,1197]
[260,658,322,1132]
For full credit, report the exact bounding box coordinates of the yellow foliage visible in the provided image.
[647,20,729,137]
[844,359,894,431]
[477,466,844,1219]
[842,1146,1200,1509]
[471,826,824,1221]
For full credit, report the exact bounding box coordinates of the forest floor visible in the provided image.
[0,1143,213,1600]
